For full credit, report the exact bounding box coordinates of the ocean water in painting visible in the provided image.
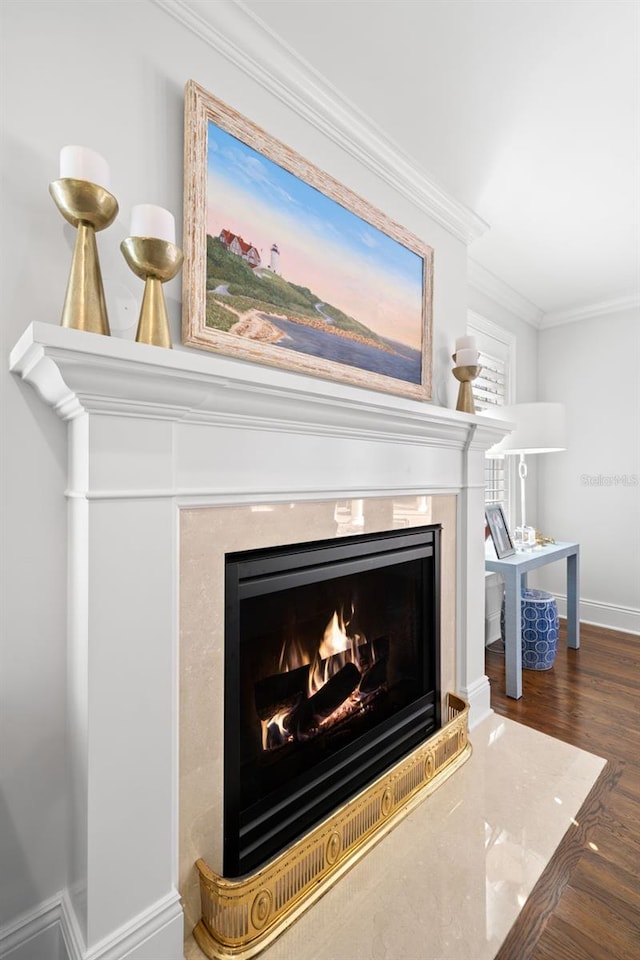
[258,314,422,383]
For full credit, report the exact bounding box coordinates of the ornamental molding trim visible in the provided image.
[467,309,518,354]
[469,260,640,331]
[153,0,487,244]
[0,893,62,959]
[467,259,543,328]
[60,888,183,960]
[539,293,640,329]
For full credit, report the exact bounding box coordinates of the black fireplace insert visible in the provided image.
[224,524,441,876]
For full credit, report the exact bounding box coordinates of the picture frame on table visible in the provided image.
[485,505,516,559]
[182,80,433,401]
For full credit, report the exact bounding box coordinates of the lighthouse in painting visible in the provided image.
[269,242,280,275]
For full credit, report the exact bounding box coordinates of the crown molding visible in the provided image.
[153,0,488,245]
[466,309,517,350]
[539,294,640,329]
[468,259,639,330]
[467,259,543,328]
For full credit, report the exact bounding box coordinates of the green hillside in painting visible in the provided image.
[205,235,386,346]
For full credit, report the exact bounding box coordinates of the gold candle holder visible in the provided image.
[49,178,119,335]
[451,356,482,414]
[120,237,183,348]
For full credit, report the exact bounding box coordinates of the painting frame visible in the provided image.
[485,505,516,559]
[182,80,433,401]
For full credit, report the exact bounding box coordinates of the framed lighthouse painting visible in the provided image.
[182,80,433,401]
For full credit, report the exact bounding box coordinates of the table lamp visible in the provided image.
[481,402,567,546]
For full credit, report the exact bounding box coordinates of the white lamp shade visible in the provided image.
[481,403,567,456]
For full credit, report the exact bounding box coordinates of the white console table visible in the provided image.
[485,541,580,699]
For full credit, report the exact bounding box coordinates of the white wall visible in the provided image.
[0,0,471,938]
[536,309,640,632]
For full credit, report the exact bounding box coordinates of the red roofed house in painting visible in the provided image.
[219,228,261,268]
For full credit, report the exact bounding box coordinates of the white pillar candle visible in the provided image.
[130,204,176,244]
[60,145,110,190]
[455,348,479,366]
[455,335,477,353]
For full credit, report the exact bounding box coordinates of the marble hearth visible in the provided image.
[184,713,605,960]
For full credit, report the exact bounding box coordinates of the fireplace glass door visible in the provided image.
[224,525,440,876]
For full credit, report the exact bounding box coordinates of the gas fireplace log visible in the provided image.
[370,636,390,662]
[254,664,310,720]
[317,637,386,675]
[294,662,361,734]
[359,657,388,695]
[311,662,361,719]
[266,722,288,749]
[255,636,390,725]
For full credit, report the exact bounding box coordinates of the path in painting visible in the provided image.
[258,314,422,384]
[314,302,334,324]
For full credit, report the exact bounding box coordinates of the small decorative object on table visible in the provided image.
[120,204,183,348]
[451,335,481,413]
[536,533,556,546]
[514,524,537,551]
[49,146,119,335]
[485,504,515,559]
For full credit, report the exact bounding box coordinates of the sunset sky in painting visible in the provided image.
[206,121,425,350]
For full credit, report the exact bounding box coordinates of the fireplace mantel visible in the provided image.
[11,322,504,450]
[10,322,512,960]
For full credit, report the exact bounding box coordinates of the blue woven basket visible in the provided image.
[501,588,559,670]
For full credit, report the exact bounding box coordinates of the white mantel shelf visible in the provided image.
[9,321,513,960]
[10,323,509,453]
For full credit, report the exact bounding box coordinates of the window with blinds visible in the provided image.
[474,351,508,509]
[467,313,515,519]
[472,353,506,412]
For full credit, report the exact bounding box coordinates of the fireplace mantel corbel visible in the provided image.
[9,321,513,960]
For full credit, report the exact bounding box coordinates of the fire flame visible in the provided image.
[260,709,291,751]
[278,634,309,673]
[320,607,354,658]
[308,606,365,696]
[260,602,381,751]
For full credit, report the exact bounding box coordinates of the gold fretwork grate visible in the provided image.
[194,693,470,960]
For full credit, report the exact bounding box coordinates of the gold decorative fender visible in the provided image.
[194,694,471,960]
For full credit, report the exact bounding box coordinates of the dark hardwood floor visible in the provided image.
[486,621,640,960]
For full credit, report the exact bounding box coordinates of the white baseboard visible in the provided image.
[0,894,63,960]
[485,611,502,645]
[62,889,184,960]
[552,593,640,636]
[484,571,504,645]
[1,891,184,960]
[460,675,493,730]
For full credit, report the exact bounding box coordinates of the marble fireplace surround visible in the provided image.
[179,494,458,932]
[10,323,512,959]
